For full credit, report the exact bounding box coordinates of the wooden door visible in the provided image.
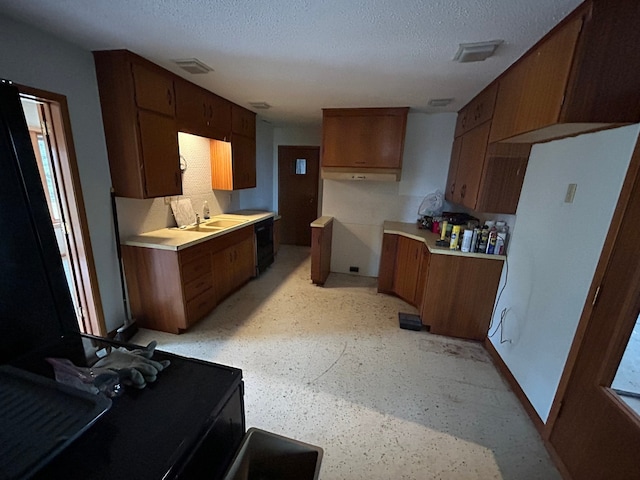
[377,234,398,293]
[445,135,462,203]
[131,63,175,116]
[548,139,640,479]
[278,146,320,246]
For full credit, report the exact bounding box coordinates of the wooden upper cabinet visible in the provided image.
[321,107,409,170]
[447,120,531,214]
[232,104,256,138]
[210,134,256,191]
[490,1,640,144]
[175,79,231,140]
[93,49,181,199]
[454,83,498,138]
[131,63,176,116]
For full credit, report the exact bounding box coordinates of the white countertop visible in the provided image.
[383,220,506,261]
[310,216,333,228]
[124,211,275,251]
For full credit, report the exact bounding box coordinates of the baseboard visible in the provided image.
[483,338,544,433]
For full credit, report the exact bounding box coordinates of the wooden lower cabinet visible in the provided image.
[122,226,255,333]
[420,254,503,341]
[393,236,426,306]
[311,217,333,285]
[377,232,504,340]
[377,233,427,308]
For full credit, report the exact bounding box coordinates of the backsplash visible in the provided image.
[115,132,237,239]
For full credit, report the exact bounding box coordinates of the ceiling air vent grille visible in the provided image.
[173,58,213,74]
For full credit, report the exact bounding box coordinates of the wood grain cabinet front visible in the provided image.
[490,1,640,144]
[321,107,409,174]
[175,78,232,140]
[93,50,181,199]
[419,254,503,341]
[377,233,427,308]
[121,226,256,334]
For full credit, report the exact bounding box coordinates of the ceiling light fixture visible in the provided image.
[249,102,271,110]
[428,98,453,107]
[173,58,213,74]
[453,40,503,63]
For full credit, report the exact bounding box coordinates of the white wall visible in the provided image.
[490,124,640,422]
[321,112,456,276]
[0,14,124,332]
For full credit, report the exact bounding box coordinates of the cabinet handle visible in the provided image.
[167,89,173,106]
[450,182,455,196]
[460,184,467,198]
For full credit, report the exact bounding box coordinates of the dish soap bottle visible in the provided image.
[202,201,210,219]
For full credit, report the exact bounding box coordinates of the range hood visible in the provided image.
[321,167,401,181]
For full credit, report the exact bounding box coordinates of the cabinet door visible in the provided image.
[445,136,462,203]
[377,234,398,293]
[456,121,491,209]
[455,83,498,138]
[231,134,257,189]
[321,109,408,169]
[209,94,232,139]
[421,255,503,340]
[175,79,209,136]
[231,104,256,138]
[212,247,235,301]
[232,236,256,287]
[393,236,423,305]
[137,110,181,197]
[131,63,175,116]
[414,245,430,310]
[476,154,529,214]
[489,15,583,143]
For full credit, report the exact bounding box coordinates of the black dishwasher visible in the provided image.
[254,217,274,275]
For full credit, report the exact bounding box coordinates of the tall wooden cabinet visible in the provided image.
[94,50,181,198]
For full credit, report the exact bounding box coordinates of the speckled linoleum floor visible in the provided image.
[132,245,561,480]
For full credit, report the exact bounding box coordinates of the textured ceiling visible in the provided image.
[0,0,583,126]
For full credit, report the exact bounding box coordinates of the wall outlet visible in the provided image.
[349,266,359,273]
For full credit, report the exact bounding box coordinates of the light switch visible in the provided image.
[565,183,577,203]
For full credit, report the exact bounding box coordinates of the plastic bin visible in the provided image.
[222,428,323,480]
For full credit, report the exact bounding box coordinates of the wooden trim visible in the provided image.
[544,129,640,439]
[484,338,545,433]
[17,84,107,336]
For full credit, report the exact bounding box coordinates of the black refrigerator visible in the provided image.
[0,79,79,363]
[0,80,245,479]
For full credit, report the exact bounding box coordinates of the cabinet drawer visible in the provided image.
[182,257,211,284]
[184,273,213,302]
[186,287,216,325]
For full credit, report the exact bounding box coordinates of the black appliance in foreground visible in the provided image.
[0,80,245,479]
[254,217,274,275]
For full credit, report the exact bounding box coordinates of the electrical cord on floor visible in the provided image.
[488,256,510,342]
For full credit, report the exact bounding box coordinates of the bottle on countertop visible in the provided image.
[486,224,498,254]
[203,201,210,219]
[461,228,473,252]
[478,226,489,253]
[495,221,509,255]
[449,225,461,250]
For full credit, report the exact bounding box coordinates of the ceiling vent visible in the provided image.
[173,58,213,74]
[249,102,271,110]
[453,40,503,63]
[428,98,453,107]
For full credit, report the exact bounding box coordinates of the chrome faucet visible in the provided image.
[195,214,201,226]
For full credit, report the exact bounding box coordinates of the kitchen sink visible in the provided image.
[205,219,247,228]
[183,225,224,232]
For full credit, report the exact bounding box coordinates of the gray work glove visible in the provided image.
[94,341,170,389]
